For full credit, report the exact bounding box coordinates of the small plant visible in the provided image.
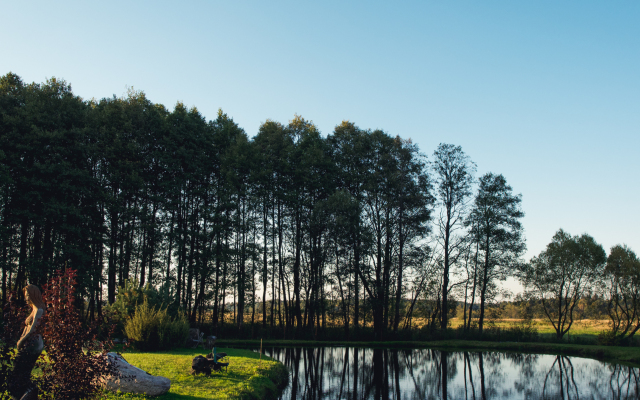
[124,299,189,351]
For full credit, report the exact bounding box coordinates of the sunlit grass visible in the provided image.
[100,347,287,400]
[447,317,610,335]
[2,347,286,400]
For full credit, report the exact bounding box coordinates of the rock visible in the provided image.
[98,352,171,396]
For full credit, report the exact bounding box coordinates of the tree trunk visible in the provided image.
[478,237,490,334]
[293,208,303,328]
[441,207,452,330]
[262,199,268,327]
[108,208,118,304]
[393,211,404,332]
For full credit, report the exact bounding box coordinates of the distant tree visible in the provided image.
[431,143,475,330]
[466,173,525,333]
[519,230,606,339]
[601,245,640,343]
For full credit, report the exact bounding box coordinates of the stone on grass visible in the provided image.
[99,352,171,396]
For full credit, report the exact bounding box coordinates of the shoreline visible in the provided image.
[218,339,640,368]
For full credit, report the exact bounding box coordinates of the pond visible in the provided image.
[253,346,639,400]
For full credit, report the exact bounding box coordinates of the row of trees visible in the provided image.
[2,73,636,341]
[520,230,640,342]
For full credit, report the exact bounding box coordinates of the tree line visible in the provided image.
[1,73,637,341]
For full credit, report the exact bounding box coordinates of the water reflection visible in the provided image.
[257,346,640,400]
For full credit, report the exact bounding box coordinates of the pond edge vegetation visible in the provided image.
[218,339,640,368]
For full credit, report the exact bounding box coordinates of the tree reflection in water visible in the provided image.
[260,346,640,400]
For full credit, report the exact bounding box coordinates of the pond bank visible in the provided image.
[218,339,640,367]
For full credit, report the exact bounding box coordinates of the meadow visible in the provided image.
[448,317,611,335]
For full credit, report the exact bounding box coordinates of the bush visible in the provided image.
[0,292,29,400]
[124,300,189,351]
[108,279,153,318]
[38,268,117,400]
[597,329,627,346]
[107,279,179,339]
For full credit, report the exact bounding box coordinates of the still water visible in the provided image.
[255,346,639,400]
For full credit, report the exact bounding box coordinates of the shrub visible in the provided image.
[597,329,623,346]
[124,300,189,351]
[0,292,29,400]
[107,279,179,338]
[159,312,190,349]
[108,279,153,317]
[38,268,117,399]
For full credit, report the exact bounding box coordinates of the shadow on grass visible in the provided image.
[154,395,208,400]
[106,393,210,400]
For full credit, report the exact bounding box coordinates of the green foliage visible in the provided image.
[597,329,620,346]
[466,173,525,333]
[519,229,606,339]
[124,300,189,351]
[602,245,640,343]
[109,280,156,317]
[3,72,637,347]
[107,280,178,338]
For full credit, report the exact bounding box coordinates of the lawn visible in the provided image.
[101,347,288,400]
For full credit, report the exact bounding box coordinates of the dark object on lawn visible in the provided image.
[191,353,228,376]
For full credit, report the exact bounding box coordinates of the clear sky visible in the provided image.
[2,1,638,291]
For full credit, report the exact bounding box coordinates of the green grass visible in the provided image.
[101,347,288,400]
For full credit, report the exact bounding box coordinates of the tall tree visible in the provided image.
[252,120,292,329]
[390,138,433,332]
[431,143,475,330]
[466,173,525,333]
[328,122,370,330]
[288,116,334,331]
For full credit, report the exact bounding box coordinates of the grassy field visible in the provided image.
[446,317,611,335]
[101,347,288,400]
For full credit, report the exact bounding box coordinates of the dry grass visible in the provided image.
[448,317,610,335]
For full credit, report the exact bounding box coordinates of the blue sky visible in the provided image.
[2,1,638,286]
